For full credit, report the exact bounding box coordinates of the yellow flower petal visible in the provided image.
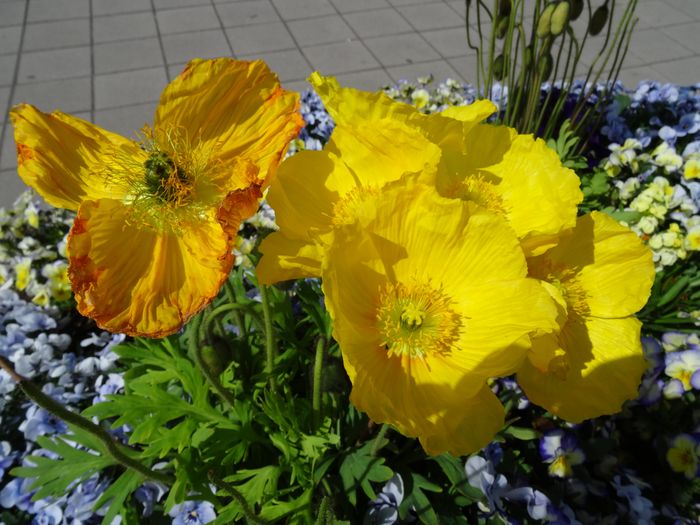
[437,124,582,256]
[308,72,495,147]
[156,58,303,188]
[325,120,441,188]
[322,182,558,454]
[257,233,324,284]
[256,119,441,284]
[68,199,233,337]
[420,385,505,457]
[10,104,142,210]
[517,314,646,422]
[530,211,655,318]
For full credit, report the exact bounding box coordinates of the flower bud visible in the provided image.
[537,3,556,38]
[570,0,584,20]
[551,1,570,36]
[588,3,609,36]
[493,53,506,80]
[496,15,510,39]
[538,52,553,80]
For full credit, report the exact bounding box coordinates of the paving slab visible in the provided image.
[26,0,89,23]
[303,40,380,75]
[17,46,91,84]
[343,8,413,38]
[0,26,22,55]
[216,0,280,27]
[161,29,231,64]
[94,67,168,109]
[92,12,158,44]
[22,19,90,52]
[156,5,221,34]
[287,15,355,47]
[11,77,92,114]
[226,21,295,56]
[396,2,464,31]
[0,3,25,29]
[364,32,440,67]
[93,38,164,75]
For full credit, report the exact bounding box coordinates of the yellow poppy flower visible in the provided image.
[11,58,303,337]
[256,74,495,285]
[518,211,655,421]
[434,124,583,257]
[321,180,559,456]
[312,73,582,257]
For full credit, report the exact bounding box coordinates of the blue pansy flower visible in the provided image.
[169,500,217,525]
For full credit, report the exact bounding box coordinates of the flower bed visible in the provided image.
[1,76,699,524]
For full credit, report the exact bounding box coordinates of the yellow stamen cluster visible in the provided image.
[448,173,506,215]
[331,185,380,226]
[376,280,461,359]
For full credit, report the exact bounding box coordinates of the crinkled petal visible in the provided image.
[257,233,324,284]
[155,58,303,188]
[10,104,141,210]
[309,72,494,147]
[325,120,441,187]
[68,199,232,337]
[517,314,646,422]
[419,384,505,456]
[440,125,582,256]
[568,212,654,317]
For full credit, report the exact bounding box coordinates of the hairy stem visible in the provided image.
[190,314,238,409]
[0,355,172,486]
[259,284,278,392]
[312,336,326,428]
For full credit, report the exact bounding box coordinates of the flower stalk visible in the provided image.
[0,354,173,486]
[259,284,278,392]
[312,336,326,428]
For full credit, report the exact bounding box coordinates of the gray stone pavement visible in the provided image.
[0,0,699,208]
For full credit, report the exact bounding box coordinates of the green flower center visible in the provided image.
[377,281,462,359]
[143,151,192,205]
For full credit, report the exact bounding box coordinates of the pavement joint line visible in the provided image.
[263,1,318,79]
[209,0,236,58]
[0,0,28,175]
[148,0,171,83]
[327,0,397,83]
[89,0,95,122]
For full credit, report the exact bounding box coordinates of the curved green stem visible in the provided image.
[312,336,326,428]
[259,284,278,392]
[201,303,256,339]
[0,355,172,486]
[189,314,238,409]
[370,424,390,456]
[224,278,247,336]
[208,469,268,525]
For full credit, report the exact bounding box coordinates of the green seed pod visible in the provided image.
[550,1,570,36]
[200,345,227,376]
[536,3,556,38]
[523,45,533,67]
[588,4,609,36]
[493,54,506,80]
[570,0,584,20]
[496,16,510,39]
[538,52,553,80]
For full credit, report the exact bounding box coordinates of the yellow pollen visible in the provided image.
[97,124,231,234]
[331,186,380,226]
[376,280,461,359]
[400,303,426,328]
[447,173,506,215]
